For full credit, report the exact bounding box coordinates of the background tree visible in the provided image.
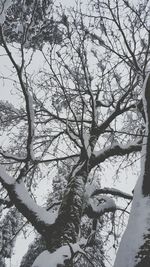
[0,0,149,266]
[0,0,62,48]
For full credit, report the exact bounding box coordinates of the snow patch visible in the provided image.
[32,243,81,267]
[83,131,91,158]
[88,195,116,215]
[27,91,35,160]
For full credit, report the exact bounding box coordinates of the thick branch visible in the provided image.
[91,187,133,200]
[84,196,116,219]
[90,140,142,169]
[0,166,56,236]
[84,195,130,219]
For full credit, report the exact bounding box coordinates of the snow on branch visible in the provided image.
[91,187,133,200]
[32,243,81,267]
[90,140,142,169]
[0,166,57,235]
[26,90,35,161]
[82,131,91,158]
[0,150,26,162]
[84,195,116,219]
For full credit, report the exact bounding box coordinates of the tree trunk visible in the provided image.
[45,158,89,253]
[114,74,150,267]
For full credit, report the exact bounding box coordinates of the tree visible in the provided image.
[0,0,149,266]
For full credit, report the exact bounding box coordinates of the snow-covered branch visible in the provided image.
[90,140,142,169]
[84,194,129,219]
[91,187,133,200]
[0,151,26,162]
[25,90,35,161]
[0,166,57,236]
[84,195,116,219]
[82,131,91,158]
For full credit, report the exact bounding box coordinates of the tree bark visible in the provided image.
[45,158,89,253]
[114,73,150,267]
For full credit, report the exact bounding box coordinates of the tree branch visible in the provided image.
[0,26,35,162]
[0,166,56,236]
[90,140,142,169]
[91,187,133,200]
